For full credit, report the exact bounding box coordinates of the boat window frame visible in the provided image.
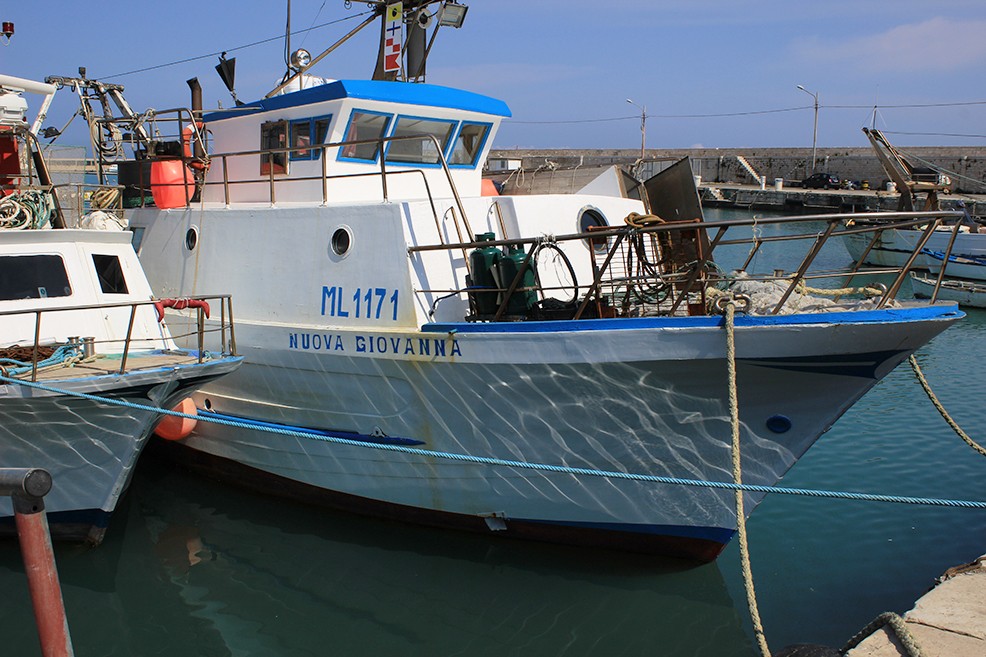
[289,114,334,162]
[0,253,73,301]
[447,121,493,169]
[383,114,457,168]
[260,119,289,176]
[91,253,130,295]
[337,109,393,164]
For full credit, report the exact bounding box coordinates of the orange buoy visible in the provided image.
[154,397,198,441]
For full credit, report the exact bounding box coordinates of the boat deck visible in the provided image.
[8,352,207,384]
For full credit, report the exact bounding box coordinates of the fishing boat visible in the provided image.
[0,74,242,544]
[48,3,963,561]
[844,209,986,280]
[911,272,986,309]
[844,126,985,279]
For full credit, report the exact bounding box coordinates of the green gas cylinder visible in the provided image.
[497,244,538,317]
[468,232,502,318]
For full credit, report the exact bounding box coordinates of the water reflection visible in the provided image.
[0,457,755,656]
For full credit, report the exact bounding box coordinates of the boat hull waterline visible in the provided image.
[163,306,960,562]
[0,356,241,544]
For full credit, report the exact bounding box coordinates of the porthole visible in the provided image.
[330,226,353,258]
[766,414,792,434]
[185,226,199,252]
[578,207,609,253]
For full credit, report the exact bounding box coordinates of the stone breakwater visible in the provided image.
[488,147,986,195]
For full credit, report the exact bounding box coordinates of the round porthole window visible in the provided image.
[578,207,609,253]
[331,226,353,257]
[185,226,198,252]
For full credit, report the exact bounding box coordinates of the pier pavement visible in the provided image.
[843,555,986,657]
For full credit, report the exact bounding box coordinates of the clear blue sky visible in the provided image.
[4,1,986,151]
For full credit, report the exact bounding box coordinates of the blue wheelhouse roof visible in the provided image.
[204,79,512,122]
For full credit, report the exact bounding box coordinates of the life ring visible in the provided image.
[182,122,210,171]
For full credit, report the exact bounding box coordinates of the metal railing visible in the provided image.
[409,209,964,321]
[0,294,235,382]
[88,108,476,247]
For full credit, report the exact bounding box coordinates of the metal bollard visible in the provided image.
[1,468,74,657]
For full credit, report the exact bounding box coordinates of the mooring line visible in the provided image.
[909,354,986,458]
[725,300,770,657]
[2,373,985,510]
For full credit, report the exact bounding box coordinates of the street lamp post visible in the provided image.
[626,98,646,161]
[796,85,819,175]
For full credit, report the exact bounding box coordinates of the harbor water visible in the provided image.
[2,208,985,656]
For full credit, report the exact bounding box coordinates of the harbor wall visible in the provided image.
[487,147,986,194]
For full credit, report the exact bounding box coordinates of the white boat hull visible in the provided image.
[845,228,986,280]
[160,307,958,561]
[0,356,241,543]
[911,274,986,309]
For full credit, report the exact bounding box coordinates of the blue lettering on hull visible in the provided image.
[288,332,461,358]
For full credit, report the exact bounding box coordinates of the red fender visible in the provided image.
[154,298,211,322]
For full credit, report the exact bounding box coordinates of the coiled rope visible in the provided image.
[725,299,770,657]
[909,354,986,457]
[0,190,56,230]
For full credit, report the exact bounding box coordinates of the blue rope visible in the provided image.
[3,373,985,510]
[0,345,83,375]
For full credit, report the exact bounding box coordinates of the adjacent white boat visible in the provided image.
[0,75,242,544]
[844,212,986,280]
[50,9,964,560]
[911,273,986,309]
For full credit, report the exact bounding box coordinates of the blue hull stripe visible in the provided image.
[526,518,735,544]
[424,304,962,334]
[196,410,426,447]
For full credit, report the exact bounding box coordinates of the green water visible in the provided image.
[2,210,985,656]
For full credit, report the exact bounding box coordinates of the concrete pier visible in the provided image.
[844,555,986,657]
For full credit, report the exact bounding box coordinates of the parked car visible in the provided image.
[801,173,841,189]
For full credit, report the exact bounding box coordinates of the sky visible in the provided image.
[3,0,986,152]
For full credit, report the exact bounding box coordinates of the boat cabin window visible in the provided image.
[91,254,129,295]
[260,120,288,175]
[289,115,332,161]
[578,207,610,254]
[339,111,392,162]
[0,255,72,301]
[384,116,456,166]
[449,122,491,167]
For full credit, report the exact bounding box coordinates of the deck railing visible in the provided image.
[408,209,964,321]
[0,294,236,382]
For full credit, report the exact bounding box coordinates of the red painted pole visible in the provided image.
[1,469,74,657]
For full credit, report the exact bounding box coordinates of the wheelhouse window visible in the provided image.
[449,122,491,167]
[91,254,129,294]
[290,115,332,161]
[0,254,72,300]
[385,116,456,165]
[260,120,288,175]
[339,111,391,162]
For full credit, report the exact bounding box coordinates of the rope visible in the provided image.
[725,300,771,657]
[0,190,55,230]
[795,279,885,298]
[0,373,985,509]
[840,612,924,657]
[909,355,986,457]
